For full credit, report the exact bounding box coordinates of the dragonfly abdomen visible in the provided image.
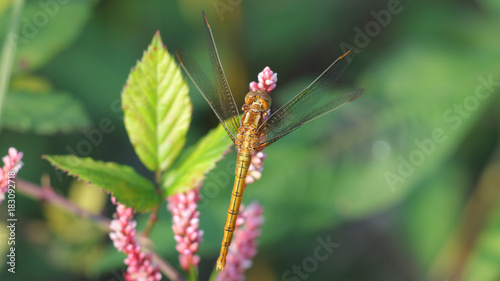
[216,111,264,271]
[216,148,252,270]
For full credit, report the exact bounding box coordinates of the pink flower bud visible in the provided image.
[0,147,23,204]
[167,186,203,271]
[216,201,264,281]
[109,197,161,281]
[249,66,278,94]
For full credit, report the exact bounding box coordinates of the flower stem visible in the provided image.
[143,169,163,237]
[143,204,160,237]
[17,179,111,230]
[17,179,183,280]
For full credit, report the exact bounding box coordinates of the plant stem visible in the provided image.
[155,169,162,187]
[0,0,24,124]
[17,179,111,230]
[143,204,160,237]
[143,169,163,237]
[17,179,184,280]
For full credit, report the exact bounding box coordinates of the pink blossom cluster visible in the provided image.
[167,187,203,271]
[246,67,278,184]
[245,152,267,184]
[0,147,23,204]
[109,197,161,281]
[216,201,264,281]
[249,66,278,93]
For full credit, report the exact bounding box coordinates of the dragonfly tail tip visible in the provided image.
[216,258,226,271]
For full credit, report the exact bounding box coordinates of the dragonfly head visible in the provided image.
[244,90,271,112]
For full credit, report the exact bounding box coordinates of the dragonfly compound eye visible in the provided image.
[258,91,271,109]
[245,91,258,105]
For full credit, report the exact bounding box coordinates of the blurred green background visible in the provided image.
[1,0,500,280]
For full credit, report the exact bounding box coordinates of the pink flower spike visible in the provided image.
[249,66,278,94]
[0,147,24,204]
[216,201,264,281]
[246,152,267,185]
[167,186,203,272]
[246,66,276,185]
[109,197,161,281]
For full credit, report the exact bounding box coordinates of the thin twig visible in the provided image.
[17,179,184,280]
[17,179,111,230]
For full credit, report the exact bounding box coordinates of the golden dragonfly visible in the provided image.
[176,11,363,271]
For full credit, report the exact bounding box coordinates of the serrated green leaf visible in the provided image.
[122,32,191,172]
[44,155,161,212]
[1,91,91,134]
[163,124,232,196]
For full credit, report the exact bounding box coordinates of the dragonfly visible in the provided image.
[176,11,363,271]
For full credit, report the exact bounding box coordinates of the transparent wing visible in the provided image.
[256,49,363,150]
[175,11,240,142]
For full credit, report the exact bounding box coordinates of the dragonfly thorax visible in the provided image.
[243,90,271,112]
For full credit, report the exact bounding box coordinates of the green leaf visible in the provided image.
[1,91,91,134]
[163,124,232,196]
[122,31,191,172]
[44,155,161,212]
[0,0,23,127]
[6,0,94,73]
